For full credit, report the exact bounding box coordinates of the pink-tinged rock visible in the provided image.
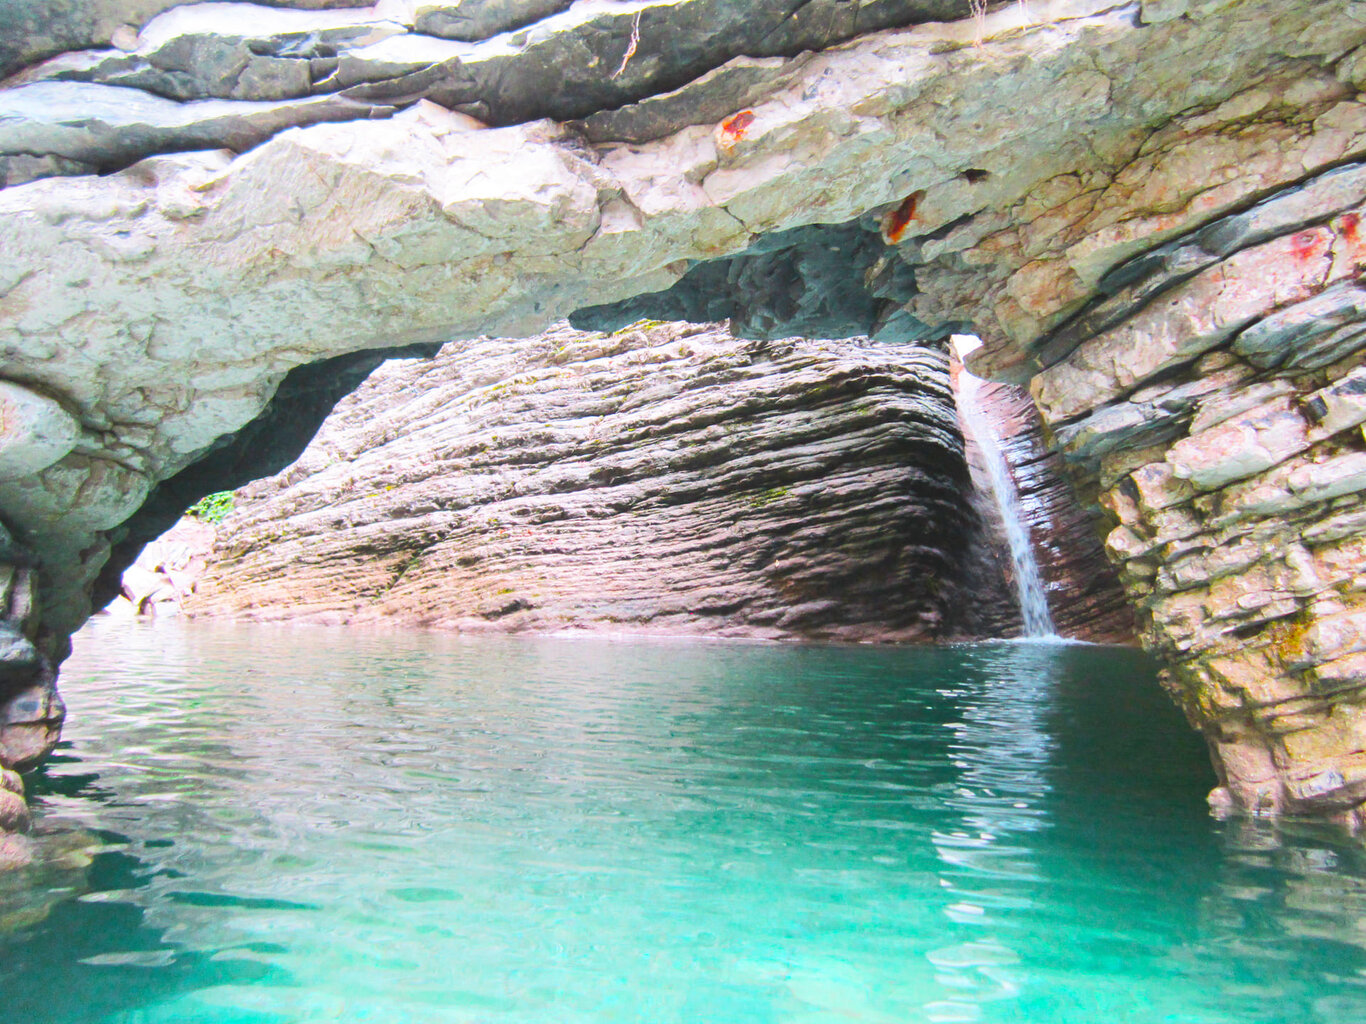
[1105,524,1153,561]
[0,789,29,832]
[0,683,66,770]
[0,833,32,871]
[1311,534,1366,581]
[1288,451,1366,503]
[1308,651,1366,690]
[1033,230,1336,423]
[1301,366,1366,436]
[1303,610,1366,666]
[1202,566,1290,621]
[1212,733,1283,812]
[1147,506,1203,549]
[188,324,989,643]
[1205,653,1289,708]
[1156,537,1263,594]
[1128,461,1195,513]
[1099,481,1143,526]
[0,768,22,796]
[1188,380,1296,436]
[1166,397,1310,490]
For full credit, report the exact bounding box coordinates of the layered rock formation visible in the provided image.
[2,0,1366,834]
[189,322,1006,641]
[954,367,1135,644]
[1024,168,1366,826]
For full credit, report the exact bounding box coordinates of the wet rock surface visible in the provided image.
[0,522,61,861]
[189,323,996,641]
[954,369,1134,645]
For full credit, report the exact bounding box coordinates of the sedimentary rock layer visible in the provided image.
[4,0,1361,670]
[1010,162,1366,825]
[190,323,993,642]
[955,370,1134,645]
[3,0,1366,831]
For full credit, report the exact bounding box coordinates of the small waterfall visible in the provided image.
[955,352,1057,639]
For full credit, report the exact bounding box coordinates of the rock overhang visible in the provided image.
[2,0,1366,826]
[0,0,1359,638]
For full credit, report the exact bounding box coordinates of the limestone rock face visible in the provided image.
[0,382,80,483]
[1018,161,1366,826]
[4,0,1366,831]
[189,323,993,642]
[954,369,1134,645]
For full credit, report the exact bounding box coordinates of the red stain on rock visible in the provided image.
[1333,211,1366,268]
[1290,230,1323,261]
[882,190,925,244]
[718,110,755,145]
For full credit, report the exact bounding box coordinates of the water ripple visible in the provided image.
[0,621,1363,1023]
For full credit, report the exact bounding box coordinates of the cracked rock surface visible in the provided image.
[4,0,1366,833]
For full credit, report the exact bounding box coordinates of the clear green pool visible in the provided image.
[5,618,1366,1023]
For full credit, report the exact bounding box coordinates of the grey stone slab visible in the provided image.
[0,80,389,168]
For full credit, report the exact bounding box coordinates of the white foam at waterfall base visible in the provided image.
[953,337,1057,639]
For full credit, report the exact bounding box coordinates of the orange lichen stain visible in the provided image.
[1332,212,1366,269]
[881,190,925,244]
[718,109,755,147]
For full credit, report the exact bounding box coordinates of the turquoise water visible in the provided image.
[5,620,1366,1023]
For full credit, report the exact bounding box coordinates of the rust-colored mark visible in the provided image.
[718,109,755,145]
[882,190,926,244]
[1340,212,1361,246]
[1290,230,1322,261]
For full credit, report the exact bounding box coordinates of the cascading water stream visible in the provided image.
[955,357,1057,639]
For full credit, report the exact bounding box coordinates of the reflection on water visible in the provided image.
[1,620,1365,1023]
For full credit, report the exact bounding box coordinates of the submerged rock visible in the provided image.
[0,787,28,834]
[190,323,998,642]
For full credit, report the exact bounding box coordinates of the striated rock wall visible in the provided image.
[566,13,1366,822]
[3,0,1366,831]
[5,0,1361,677]
[189,322,1000,642]
[1018,164,1366,825]
[954,368,1135,644]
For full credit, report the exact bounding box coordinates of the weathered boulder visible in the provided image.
[189,322,1000,641]
[108,514,215,617]
[0,767,28,867]
[0,788,28,834]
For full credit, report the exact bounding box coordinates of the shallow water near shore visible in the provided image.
[5,619,1366,1023]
